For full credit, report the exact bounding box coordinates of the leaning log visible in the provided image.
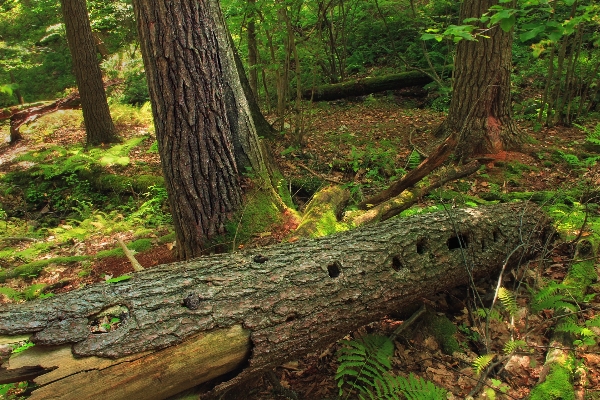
[0,203,553,399]
[302,70,435,102]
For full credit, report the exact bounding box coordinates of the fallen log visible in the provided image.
[302,70,435,102]
[1,79,121,143]
[0,203,553,399]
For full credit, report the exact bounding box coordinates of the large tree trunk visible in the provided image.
[133,0,244,260]
[0,204,553,399]
[436,0,522,159]
[61,0,119,146]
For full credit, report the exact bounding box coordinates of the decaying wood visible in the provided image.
[302,70,435,102]
[352,161,481,226]
[0,204,553,399]
[359,133,458,209]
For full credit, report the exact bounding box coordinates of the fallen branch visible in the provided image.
[351,161,480,226]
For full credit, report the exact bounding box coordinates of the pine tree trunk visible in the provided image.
[133,0,243,260]
[61,0,118,146]
[437,0,522,159]
[0,204,553,400]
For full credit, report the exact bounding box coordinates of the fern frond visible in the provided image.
[407,150,421,169]
[336,334,395,398]
[586,315,600,328]
[531,282,577,313]
[503,339,527,354]
[498,287,518,317]
[395,373,447,400]
[473,354,495,375]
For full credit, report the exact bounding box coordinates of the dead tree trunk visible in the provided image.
[302,70,436,101]
[0,204,553,399]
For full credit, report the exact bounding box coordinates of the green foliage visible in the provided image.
[498,287,518,317]
[105,274,131,283]
[531,281,578,314]
[473,354,495,376]
[503,339,527,354]
[395,373,448,400]
[529,364,576,400]
[336,334,394,398]
[336,335,446,400]
[407,150,422,170]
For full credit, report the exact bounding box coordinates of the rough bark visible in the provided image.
[61,0,119,146]
[0,204,553,399]
[435,0,523,159]
[302,70,435,101]
[133,0,243,260]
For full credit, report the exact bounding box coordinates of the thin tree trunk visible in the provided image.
[61,0,118,146]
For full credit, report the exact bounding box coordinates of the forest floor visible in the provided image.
[0,93,599,399]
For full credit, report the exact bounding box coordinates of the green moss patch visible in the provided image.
[0,255,89,283]
[529,364,575,400]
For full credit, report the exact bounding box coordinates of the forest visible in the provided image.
[0,0,599,399]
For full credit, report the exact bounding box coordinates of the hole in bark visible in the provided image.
[481,239,486,251]
[89,304,129,334]
[327,261,341,278]
[285,314,297,322]
[447,234,469,250]
[416,238,428,254]
[391,255,403,271]
[493,230,499,242]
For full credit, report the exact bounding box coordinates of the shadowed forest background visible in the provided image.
[0,0,599,398]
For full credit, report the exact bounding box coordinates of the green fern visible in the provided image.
[407,150,422,169]
[336,334,394,398]
[531,281,578,313]
[336,335,446,400]
[473,354,495,375]
[503,339,527,354]
[498,287,518,317]
[556,318,599,347]
[394,373,447,400]
[574,123,600,146]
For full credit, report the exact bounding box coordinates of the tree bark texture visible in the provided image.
[61,0,118,146]
[133,0,243,260]
[0,204,553,399]
[437,0,522,159]
[302,70,435,101]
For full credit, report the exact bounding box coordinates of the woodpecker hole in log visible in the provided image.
[327,261,341,278]
[416,237,428,254]
[391,255,403,271]
[447,234,469,250]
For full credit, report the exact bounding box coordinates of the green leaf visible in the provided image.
[499,15,516,32]
[105,275,132,283]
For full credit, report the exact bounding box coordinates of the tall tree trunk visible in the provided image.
[247,0,259,101]
[133,0,243,260]
[61,0,119,146]
[436,0,522,159]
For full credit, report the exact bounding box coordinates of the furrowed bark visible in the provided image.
[0,204,553,399]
